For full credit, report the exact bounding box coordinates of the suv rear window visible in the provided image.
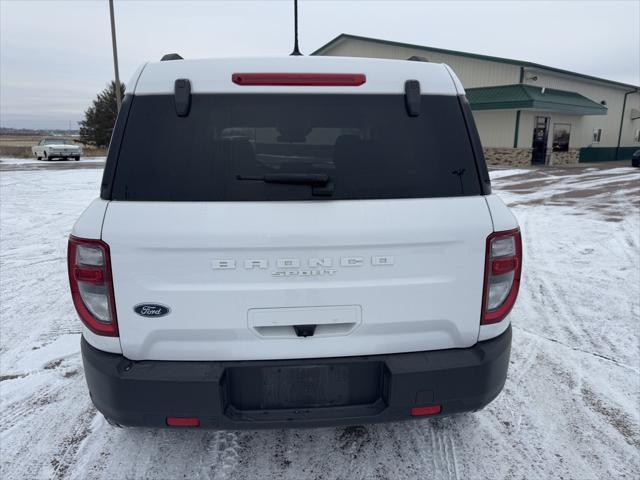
[109,94,482,201]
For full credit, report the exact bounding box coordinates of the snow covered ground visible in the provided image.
[0,156,106,166]
[1,163,638,479]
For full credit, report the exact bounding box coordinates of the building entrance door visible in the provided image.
[531,116,549,165]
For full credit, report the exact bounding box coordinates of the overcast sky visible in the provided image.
[1,0,638,129]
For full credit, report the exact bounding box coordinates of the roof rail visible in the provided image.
[407,55,429,62]
[160,53,183,61]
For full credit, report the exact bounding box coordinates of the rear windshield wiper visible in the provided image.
[237,173,328,185]
[237,173,334,196]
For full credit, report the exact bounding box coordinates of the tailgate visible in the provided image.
[102,197,493,361]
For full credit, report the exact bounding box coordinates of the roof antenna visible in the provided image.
[290,0,302,56]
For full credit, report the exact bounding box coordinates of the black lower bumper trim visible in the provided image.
[81,325,511,429]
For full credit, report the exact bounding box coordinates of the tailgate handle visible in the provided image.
[293,324,317,338]
[249,306,361,339]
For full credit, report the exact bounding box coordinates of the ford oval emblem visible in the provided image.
[134,303,171,317]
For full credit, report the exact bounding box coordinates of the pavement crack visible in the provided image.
[512,325,639,373]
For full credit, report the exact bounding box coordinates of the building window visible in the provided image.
[552,123,571,152]
[592,128,603,143]
[635,129,640,143]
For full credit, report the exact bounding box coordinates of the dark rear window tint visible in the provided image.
[110,94,482,201]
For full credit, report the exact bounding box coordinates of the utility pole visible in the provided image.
[108,0,122,112]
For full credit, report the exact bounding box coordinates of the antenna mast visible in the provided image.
[290,0,302,56]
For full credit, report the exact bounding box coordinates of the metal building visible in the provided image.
[314,34,640,166]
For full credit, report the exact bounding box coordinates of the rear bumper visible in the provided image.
[81,325,511,429]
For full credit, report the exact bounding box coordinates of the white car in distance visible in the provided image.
[32,138,82,161]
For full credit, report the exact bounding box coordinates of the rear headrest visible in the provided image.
[333,135,365,174]
[334,134,361,147]
[229,137,255,153]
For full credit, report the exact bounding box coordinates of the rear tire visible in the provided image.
[104,416,123,428]
[74,156,80,161]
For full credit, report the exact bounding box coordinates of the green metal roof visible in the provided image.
[312,34,639,90]
[466,84,608,115]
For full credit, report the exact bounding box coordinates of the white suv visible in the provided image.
[68,56,521,429]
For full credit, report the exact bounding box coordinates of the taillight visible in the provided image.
[67,236,118,336]
[481,229,522,325]
[231,73,366,86]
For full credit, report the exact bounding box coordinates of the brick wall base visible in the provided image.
[483,148,532,167]
[549,149,580,166]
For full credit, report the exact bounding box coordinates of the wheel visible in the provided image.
[74,156,80,161]
[37,155,42,160]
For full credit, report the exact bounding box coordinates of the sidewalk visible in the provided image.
[490,160,634,171]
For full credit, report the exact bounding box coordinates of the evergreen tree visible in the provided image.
[78,81,125,147]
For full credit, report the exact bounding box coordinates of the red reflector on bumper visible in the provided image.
[232,73,366,86]
[166,417,200,427]
[410,405,442,416]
